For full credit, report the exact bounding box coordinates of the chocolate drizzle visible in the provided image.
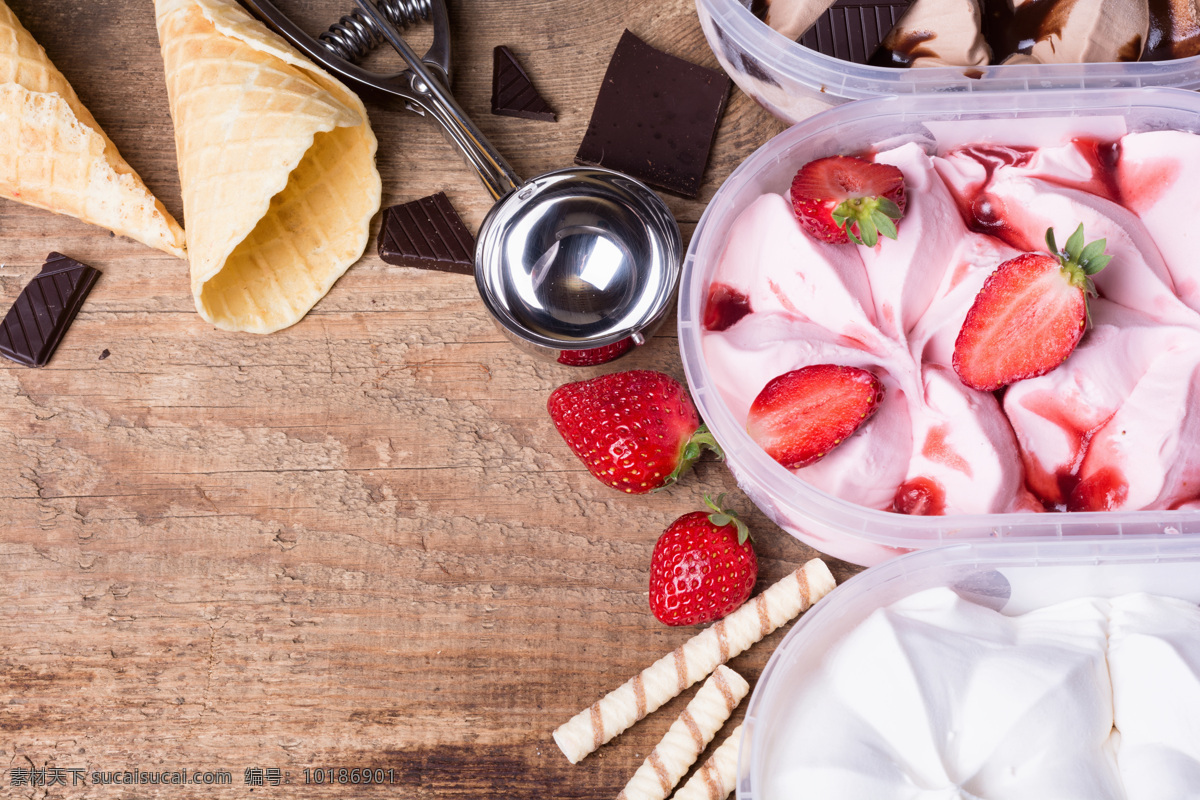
[981,0,1080,62]
[1142,0,1200,60]
[1119,34,1145,61]
[871,29,939,67]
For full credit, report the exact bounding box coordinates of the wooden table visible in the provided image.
[0,1,862,795]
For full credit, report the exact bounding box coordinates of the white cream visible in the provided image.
[764,588,1200,799]
[1109,594,1200,799]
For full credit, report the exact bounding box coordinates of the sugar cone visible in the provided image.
[0,1,186,257]
[155,0,381,334]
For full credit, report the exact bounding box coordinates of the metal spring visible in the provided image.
[319,0,432,63]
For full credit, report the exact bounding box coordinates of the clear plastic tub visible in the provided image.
[695,0,1200,125]
[735,535,1200,800]
[677,87,1200,566]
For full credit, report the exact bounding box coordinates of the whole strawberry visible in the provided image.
[650,494,757,627]
[953,224,1112,391]
[547,370,722,494]
[556,338,634,366]
[790,155,906,246]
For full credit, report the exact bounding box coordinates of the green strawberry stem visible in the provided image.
[832,197,903,248]
[1046,223,1113,285]
[1045,224,1112,328]
[656,424,724,492]
[703,493,752,545]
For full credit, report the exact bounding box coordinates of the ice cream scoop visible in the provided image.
[244,0,682,361]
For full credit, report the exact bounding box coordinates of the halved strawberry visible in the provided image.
[789,155,907,246]
[953,224,1112,391]
[746,364,885,469]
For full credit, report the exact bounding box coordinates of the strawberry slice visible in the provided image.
[789,155,907,246]
[746,364,885,469]
[953,224,1112,391]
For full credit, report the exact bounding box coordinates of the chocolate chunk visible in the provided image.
[575,30,730,198]
[492,46,556,121]
[377,192,476,275]
[0,253,100,368]
[799,0,912,64]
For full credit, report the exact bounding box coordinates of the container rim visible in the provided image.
[736,535,1200,799]
[697,0,1200,100]
[679,87,1200,552]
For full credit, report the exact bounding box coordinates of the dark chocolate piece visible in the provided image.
[377,192,475,275]
[799,0,912,65]
[575,30,730,198]
[492,46,556,121]
[0,253,100,368]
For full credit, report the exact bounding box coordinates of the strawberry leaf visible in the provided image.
[876,198,904,220]
[656,425,724,492]
[1064,223,1086,260]
[845,223,865,246]
[702,493,752,544]
[857,216,880,247]
[1079,238,1107,263]
[1082,252,1112,275]
[872,209,899,241]
[1045,227,1059,255]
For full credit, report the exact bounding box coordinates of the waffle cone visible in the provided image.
[155,0,381,334]
[0,2,185,257]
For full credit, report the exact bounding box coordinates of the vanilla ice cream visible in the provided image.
[763,588,1200,799]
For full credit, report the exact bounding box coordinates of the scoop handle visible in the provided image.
[352,0,522,201]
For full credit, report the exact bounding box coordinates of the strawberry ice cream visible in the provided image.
[700,121,1200,517]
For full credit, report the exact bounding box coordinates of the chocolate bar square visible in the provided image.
[0,252,100,368]
[800,0,912,64]
[575,30,730,198]
[492,46,556,121]
[377,192,476,275]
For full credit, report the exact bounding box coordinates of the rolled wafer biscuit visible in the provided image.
[671,724,742,800]
[615,666,748,800]
[553,558,835,763]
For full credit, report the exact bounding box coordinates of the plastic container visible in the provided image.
[695,0,1200,125]
[677,87,1200,567]
[735,535,1200,800]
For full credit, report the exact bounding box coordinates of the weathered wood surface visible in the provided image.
[0,1,861,796]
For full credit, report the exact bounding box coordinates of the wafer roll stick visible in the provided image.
[553,559,835,763]
[615,666,748,800]
[671,724,742,800]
